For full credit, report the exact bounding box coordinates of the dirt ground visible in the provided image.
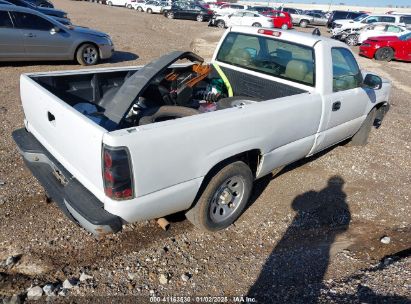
[0,1,410,303]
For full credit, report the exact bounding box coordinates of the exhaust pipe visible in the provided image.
[157,218,170,231]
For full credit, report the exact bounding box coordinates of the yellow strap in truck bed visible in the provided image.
[212,63,233,97]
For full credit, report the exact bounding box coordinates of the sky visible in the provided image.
[258,0,411,7]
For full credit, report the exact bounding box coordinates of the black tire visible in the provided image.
[216,20,225,28]
[127,4,132,9]
[107,1,112,5]
[281,24,288,30]
[252,22,262,27]
[217,96,261,110]
[196,14,204,22]
[76,43,99,66]
[138,106,200,125]
[350,108,377,146]
[375,47,394,62]
[185,161,253,231]
[147,8,152,14]
[167,11,174,19]
[137,6,143,11]
[345,34,358,46]
[299,20,308,28]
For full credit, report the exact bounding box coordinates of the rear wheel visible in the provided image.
[185,161,253,232]
[146,8,152,13]
[252,22,261,27]
[281,23,288,30]
[107,1,112,5]
[216,20,225,28]
[127,4,132,9]
[375,47,394,61]
[299,20,308,27]
[76,43,99,66]
[345,34,358,46]
[167,11,174,19]
[196,14,204,22]
[137,6,143,11]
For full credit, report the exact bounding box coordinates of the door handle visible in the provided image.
[25,33,36,38]
[332,101,341,111]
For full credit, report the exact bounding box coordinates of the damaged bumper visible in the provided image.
[12,128,122,237]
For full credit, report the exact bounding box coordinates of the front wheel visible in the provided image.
[252,22,261,27]
[107,1,112,5]
[146,8,152,14]
[299,20,308,28]
[375,47,394,61]
[166,11,174,19]
[345,34,358,46]
[196,14,204,22]
[136,6,143,11]
[127,4,132,9]
[76,43,99,66]
[185,161,253,231]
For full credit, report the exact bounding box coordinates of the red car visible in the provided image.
[262,10,293,30]
[359,32,411,62]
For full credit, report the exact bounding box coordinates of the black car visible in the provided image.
[5,0,67,18]
[326,10,363,28]
[164,3,213,21]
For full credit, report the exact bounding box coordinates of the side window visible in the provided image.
[380,16,395,23]
[400,16,411,25]
[12,12,54,31]
[364,16,379,23]
[0,11,13,28]
[332,48,362,92]
[386,25,401,33]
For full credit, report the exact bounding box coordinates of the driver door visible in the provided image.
[11,12,73,59]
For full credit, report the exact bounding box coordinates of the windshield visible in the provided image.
[353,14,368,21]
[399,32,411,41]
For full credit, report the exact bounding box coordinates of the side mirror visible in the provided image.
[363,74,382,90]
[50,27,60,35]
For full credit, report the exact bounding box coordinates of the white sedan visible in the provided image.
[134,0,167,13]
[214,11,273,28]
[358,23,410,44]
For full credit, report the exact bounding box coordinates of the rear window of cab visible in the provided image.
[216,32,315,86]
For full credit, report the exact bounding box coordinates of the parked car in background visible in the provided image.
[207,2,226,10]
[247,6,273,14]
[262,10,292,30]
[306,12,328,26]
[398,15,411,27]
[136,0,166,13]
[165,3,213,22]
[332,14,405,34]
[213,3,247,15]
[327,10,363,28]
[6,0,68,19]
[280,7,314,27]
[0,5,114,65]
[360,32,411,62]
[25,0,53,7]
[106,0,128,6]
[209,11,273,28]
[358,23,410,44]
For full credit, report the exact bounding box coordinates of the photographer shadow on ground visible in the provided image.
[248,176,351,303]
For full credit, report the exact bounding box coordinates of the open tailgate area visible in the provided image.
[20,73,107,202]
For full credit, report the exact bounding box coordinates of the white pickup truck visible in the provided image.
[13,26,391,237]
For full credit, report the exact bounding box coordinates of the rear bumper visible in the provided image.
[12,128,122,237]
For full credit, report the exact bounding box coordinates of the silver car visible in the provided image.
[0,5,114,65]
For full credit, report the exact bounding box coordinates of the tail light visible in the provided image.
[103,145,134,200]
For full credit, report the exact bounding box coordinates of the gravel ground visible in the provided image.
[0,1,410,303]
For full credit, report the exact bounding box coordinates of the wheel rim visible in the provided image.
[380,48,391,60]
[346,36,357,46]
[281,24,288,30]
[209,176,245,223]
[137,7,142,11]
[252,23,261,27]
[83,47,98,65]
[217,21,224,28]
[168,12,173,18]
[197,15,203,21]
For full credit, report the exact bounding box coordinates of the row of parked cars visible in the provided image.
[0,0,115,65]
